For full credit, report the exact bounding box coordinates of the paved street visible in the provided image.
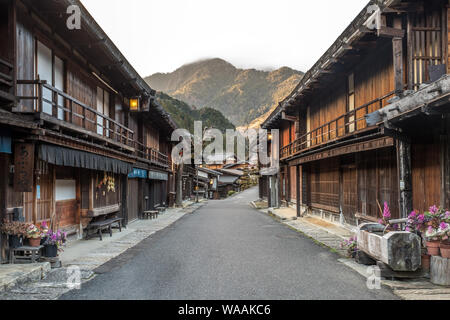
[61,187,397,300]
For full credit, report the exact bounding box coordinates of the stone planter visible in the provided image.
[357,223,421,272]
[426,240,441,256]
[440,242,450,259]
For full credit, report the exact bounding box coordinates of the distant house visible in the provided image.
[197,167,222,199]
[216,169,244,198]
[205,153,237,170]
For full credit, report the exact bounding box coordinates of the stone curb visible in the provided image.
[0,263,51,293]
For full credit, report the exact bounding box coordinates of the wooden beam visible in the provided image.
[290,137,395,166]
[281,111,297,122]
[378,26,405,38]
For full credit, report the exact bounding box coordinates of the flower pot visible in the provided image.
[28,237,41,247]
[426,240,441,256]
[40,236,48,245]
[43,244,58,257]
[8,235,22,249]
[440,242,450,259]
[421,254,431,272]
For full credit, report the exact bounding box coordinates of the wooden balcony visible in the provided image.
[281,90,397,160]
[134,141,170,168]
[16,80,135,152]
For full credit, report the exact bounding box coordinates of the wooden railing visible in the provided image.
[280,90,397,159]
[134,141,169,167]
[0,58,13,88]
[17,80,134,147]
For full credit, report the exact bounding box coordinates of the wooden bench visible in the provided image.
[10,246,44,264]
[85,217,124,241]
[142,210,158,220]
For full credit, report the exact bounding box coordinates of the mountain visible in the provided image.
[145,58,303,127]
[156,92,235,133]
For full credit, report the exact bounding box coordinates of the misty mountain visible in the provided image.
[146,58,303,127]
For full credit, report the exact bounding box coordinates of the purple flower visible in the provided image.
[408,210,417,219]
[445,211,450,219]
[440,222,449,230]
[405,226,410,232]
[429,205,439,214]
[418,214,425,222]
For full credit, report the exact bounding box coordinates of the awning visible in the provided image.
[38,144,133,174]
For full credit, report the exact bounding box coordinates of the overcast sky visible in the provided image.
[81,0,367,77]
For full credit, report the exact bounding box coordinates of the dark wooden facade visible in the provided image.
[261,0,450,226]
[0,0,177,262]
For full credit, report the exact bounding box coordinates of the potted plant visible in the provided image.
[26,224,42,247]
[340,236,358,258]
[419,205,450,256]
[0,220,27,248]
[40,221,49,245]
[42,229,67,257]
[439,211,450,259]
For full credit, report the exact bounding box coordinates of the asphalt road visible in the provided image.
[61,187,396,300]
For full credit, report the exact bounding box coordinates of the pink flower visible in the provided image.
[405,226,410,232]
[408,210,417,219]
[429,205,439,214]
[418,214,425,222]
[428,226,434,233]
[383,202,391,219]
[445,211,450,219]
[440,222,449,230]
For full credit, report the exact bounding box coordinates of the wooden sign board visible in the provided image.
[14,143,35,192]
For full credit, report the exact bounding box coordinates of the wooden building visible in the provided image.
[261,0,450,227]
[0,0,177,262]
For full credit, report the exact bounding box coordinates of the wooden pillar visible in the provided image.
[121,174,128,227]
[393,36,404,95]
[407,14,414,90]
[0,154,9,262]
[138,179,143,219]
[176,164,183,207]
[441,115,448,209]
[397,139,412,218]
[296,165,301,217]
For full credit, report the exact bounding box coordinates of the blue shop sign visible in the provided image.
[128,168,148,179]
[0,135,12,154]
